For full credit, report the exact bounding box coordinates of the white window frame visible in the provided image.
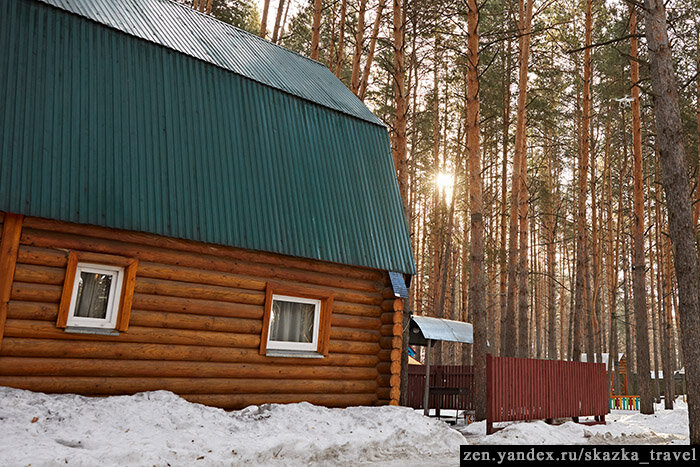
[65,262,124,330]
[266,294,322,353]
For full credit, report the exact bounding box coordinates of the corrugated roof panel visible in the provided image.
[411,316,474,344]
[38,0,381,126]
[1,0,415,274]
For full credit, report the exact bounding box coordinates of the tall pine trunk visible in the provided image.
[499,37,511,358]
[271,0,286,43]
[630,5,654,415]
[359,0,385,101]
[350,0,368,95]
[310,0,322,60]
[515,0,533,359]
[334,0,348,77]
[643,0,700,443]
[466,0,486,421]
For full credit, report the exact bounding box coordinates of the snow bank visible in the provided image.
[0,387,465,466]
[458,398,689,445]
[1,387,691,466]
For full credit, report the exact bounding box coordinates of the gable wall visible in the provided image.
[0,214,401,408]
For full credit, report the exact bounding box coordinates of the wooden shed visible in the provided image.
[0,0,414,408]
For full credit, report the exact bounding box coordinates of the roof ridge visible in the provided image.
[163,0,327,69]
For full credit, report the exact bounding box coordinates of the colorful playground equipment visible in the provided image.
[608,354,640,410]
[610,395,640,410]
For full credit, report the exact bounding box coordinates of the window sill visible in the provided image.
[265,349,324,359]
[64,326,119,336]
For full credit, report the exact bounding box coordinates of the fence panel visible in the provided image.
[407,364,474,412]
[486,355,608,434]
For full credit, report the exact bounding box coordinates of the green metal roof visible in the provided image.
[0,0,415,274]
[37,0,383,126]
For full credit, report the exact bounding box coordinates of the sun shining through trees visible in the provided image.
[434,172,454,202]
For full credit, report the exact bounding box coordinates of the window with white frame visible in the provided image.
[65,263,124,330]
[266,294,321,353]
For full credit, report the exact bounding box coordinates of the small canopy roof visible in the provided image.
[409,315,473,347]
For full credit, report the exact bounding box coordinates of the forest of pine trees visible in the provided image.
[186,0,700,443]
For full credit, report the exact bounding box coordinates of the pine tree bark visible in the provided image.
[643,0,700,442]
[545,128,558,359]
[359,0,385,101]
[350,0,368,95]
[310,0,322,60]
[503,0,532,358]
[515,0,533,359]
[630,5,654,415]
[498,38,511,359]
[695,30,700,229]
[334,0,348,76]
[465,0,486,421]
[272,0,286,43]
[574,0,592,363]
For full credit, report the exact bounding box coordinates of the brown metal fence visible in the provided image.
[407,365,474,413]
[486,355,609,434]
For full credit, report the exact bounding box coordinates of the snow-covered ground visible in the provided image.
[0,387,690,466]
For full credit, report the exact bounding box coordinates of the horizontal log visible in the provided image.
[0,357,377,380]
[328,339,379,355]
[18,231,383,306]
[183,392,378,409]
[0,338,380,367]
[6,301,58,321]
[379,323,402,337]
[129,310,262,334]
[381,287,397,299]
[380,312,395,325]
[376,361,401,375]
[379,336,402,350]
[134,277,265,306]
[377,362,390,375]
[3,319,260,348]
[20,223,384,289]
[334,301,381,318]
[13,263,65,285]
[377,374,390,388]
[330,313,380,331]
[24,217,386,283]
[132,293,263,320]
[377,387,390,400]
[390,374,401,387]
[329,326,379,343]
[10,282,62,303]
[380,299,403,312]
[377,349,400,362]
[17,245,68,268]
[390,387,400,403]
[0,376,377,396]
[138,262,381,305]
[137,261,265,291]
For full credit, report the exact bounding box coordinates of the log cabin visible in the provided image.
[0,0,414,408]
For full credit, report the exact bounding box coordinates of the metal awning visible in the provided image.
[409,316,473,347]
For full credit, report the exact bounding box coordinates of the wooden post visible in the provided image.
[423,338,432,416]
[0,213,23,347]
[486,353,493,434]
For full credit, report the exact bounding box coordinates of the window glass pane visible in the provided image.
[73,271,113,319]
[269,299,315,343]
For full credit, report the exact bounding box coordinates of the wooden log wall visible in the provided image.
[0,213,402,408]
